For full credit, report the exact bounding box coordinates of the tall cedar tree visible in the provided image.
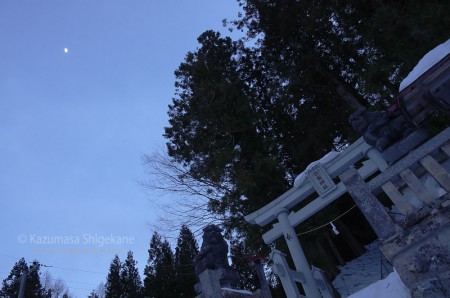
[234,0,450,104]
[105,255,122,298]
[174,225,199,296]
[165,29,354,256]
[229,0,450,258]
[0,258,44,297]
[165,0,450,277]
[144,232,176,298]
[165,30,289,251]
[120,251,143,297]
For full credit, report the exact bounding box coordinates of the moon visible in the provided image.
[64,48,69,54]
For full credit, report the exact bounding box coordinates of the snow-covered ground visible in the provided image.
[332,240,411,298]
[348,269,411,298]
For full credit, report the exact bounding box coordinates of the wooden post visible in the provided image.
[400,168,437,204]
[381,181,415,215]
[252,260,272,298]
[419,155,450,192]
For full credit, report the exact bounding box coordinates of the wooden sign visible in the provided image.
[306,164,336,195]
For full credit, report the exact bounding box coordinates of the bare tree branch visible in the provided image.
[140,149,232,238]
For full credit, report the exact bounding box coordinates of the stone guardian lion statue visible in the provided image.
[194,225,230,279]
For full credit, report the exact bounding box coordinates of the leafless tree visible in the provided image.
[41,271,72,298]
[41,270,52,292]
[95,282,105,298]
[141,149,231,238]
[52,278,67,298]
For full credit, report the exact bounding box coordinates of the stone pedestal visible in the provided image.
[195,268,239,298]
[382,197,450,297]
[195,268,271,298]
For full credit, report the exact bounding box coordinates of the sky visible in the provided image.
[0,1,242,296]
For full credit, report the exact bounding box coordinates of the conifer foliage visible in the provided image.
[105,252,143,298]
[103,228,198,298]
[230,238,258,291]
[105,255,122,298]
[120,251,143,298]
[143,232,176,298]
[174,225,199,297]
[0,258,45,298]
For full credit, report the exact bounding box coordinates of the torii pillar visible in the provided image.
[276,208,322,298]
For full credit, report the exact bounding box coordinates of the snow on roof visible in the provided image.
[293,150,340,187]
[399,38,450,91]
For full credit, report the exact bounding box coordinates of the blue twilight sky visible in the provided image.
[0,1,242,296]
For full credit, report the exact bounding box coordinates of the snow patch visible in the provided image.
[399,173,447,214]
[333,241,394,297]
[399,38,450,91]
[348,269,411,298]
[294,151,340,187]
[333,240,413,297]
[221,287,253,294]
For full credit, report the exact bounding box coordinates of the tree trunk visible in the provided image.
[335,219,366,257]
[324,231,346,266]
[314,237,340,280]
[315,60,366,111]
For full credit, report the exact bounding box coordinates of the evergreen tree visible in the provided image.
[173,225,198,297]
[43,289,52,298]
[28,261,45,298]
[165,30,289,252]
[230,238,258,291]
[0,258,44,297]
[143,232,176,298]
[105,255,122,298]
[143,232,161,297]
[233,0,450,104]
[120,251,143,298]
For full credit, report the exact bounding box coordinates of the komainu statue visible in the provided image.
[349,108,412,152]
[193,225,253,296]
[194,225,230,278]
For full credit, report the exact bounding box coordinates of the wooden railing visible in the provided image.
[340,127,450,240]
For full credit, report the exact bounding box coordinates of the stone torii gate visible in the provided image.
[245,126,450,297]
[244,137,389,297]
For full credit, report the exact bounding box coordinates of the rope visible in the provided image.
[297,205,358,236]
